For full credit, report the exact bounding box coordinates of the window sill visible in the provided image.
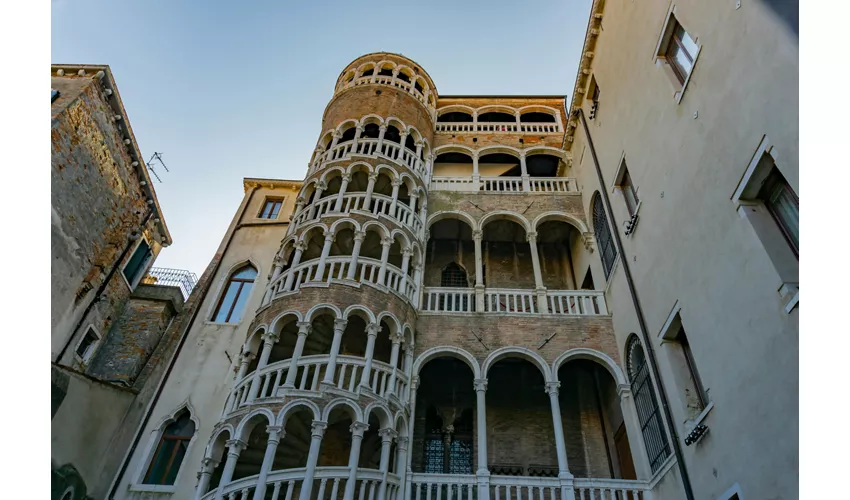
[204,320,241,327]
[128,484,176,494]
[780,282,799,313]
[684,400,714,432]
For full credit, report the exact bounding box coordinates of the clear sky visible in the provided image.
[51,0,592,277]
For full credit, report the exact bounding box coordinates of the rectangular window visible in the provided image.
[259,199,283,219]
[676,326,708,410]
[616,165,640,216]
[759,167,799,256]
[123,239,153,288]
[663,19,698,84]
[75,327,99,362]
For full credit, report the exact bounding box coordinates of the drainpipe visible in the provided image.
[107,185,261,499]
[54,208,154,364]
[574,108,695,500]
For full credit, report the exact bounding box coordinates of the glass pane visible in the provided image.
[144,440,176,484]
[123,240,151,284]
[162,441,188,485]
[424,438,444,473]
[214,282,241,322]
[271,202,281,218]
[76,331,96,357]
[261,202,272,218]
[679,28,699,59]
[768,184,799,249]
[167,413,196,437]
[232,266,258,280]
[670,44,693,76]
[229,282,253,323]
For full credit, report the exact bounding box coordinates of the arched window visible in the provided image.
[212,265,257,323]
[626,335,671,473]
[592,194,618,279]
[143,410,196,485]
[440,262,468,288]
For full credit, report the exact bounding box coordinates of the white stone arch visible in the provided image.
[401,323,415,346]
[343,304,377,324]
[551,348,627,386]
[394,411,409,437]
[297,222,331,243]
[362,220,391,239]
[244,325,268,355]
[320,165,347,185]
[374,59,398,76]
[437,104,475,118]
[204,423,234,460]
[277,399,322,427]
[385,116,407,136]
[405,125,424,143]
[376,311,402,337]
[304,303,343,322]
[329,217,362,234]
[523,145,568,160]
[317,130,335,150]
[338,69,356,91]
[426,210,477,231]
[269,310,303,334]
[398,172,417,193]
[364,402,394,429]
[477,144,523,159]
[531,211,590,234]
[235,407,276,441]
[478,210,532,233]
[321,397,364,423]
[359,114,385,127]
[434,144,476,157]
[298,178,320,201]
[482,346,553,382]
[374,164,401,182]
[390,228,412,251]
[355,61,377,77]
[395,64,416,82]
[517,104,561,116]
[476,104,519,118]
[334,118,359,136]
[277,235,299,258]
[412,346,482,379]
[345,161,375,177]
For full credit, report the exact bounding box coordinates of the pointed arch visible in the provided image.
[210,261,259,324]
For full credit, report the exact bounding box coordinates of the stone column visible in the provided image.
[395,436,410,500]
[247,332,278,401]
[329,130,342,152]
[283,241,306,292]
[292,196,306,227]
[474,379,489,475]
[527,231,549,313]
[358,322,380,392]
[193,457,218,500]
[520,153,530,192]
[397,132,409,161]
[473,229,485,311]
[299,421,328,500]
[252,426,283,500]
[263,258,285,304]
[344,421,369,500]
[386,334,403,396]
[472,153,481,190]
[418,202,428,231]
[376,236,394,287]
[424,152,433,182]
[409,192,420,221]
[363,172,379,210]
[389,178,402,217]
[405,377,419,480]
[377,428,399,500]
[403,347,414,401]
[400,247,413,278]
[236,350,254,381]
[351,125,364,152]
[515,112,522,131]
[321,319,348,388]
[334,174,352,212]
[307,182,327,219]
[283,322,311,388]
[376,125,388,152]
[618,384,653,480]
[313,231,335,282]
[547,382,576,500]
[415,141,424,174]
[412,264,423,309]
[347,231,366,280]
[213,439,247,500]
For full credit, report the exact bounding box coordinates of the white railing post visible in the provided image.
[213,439,247,500]
[299,421,328,500]
[344,421,369,500]
[283,322,311,388]
[334,174,352,212]
[347,231,366,280]
[313,230,335,281]
[283,241,306,292]
[322,319,348,389]
[377,237,393,287]
[252,426,283,500]
[377,428,398,500]
[472,153,481,191]
[359,322,380,392]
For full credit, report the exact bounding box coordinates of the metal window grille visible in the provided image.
[627,337,671,473]
[440,262,469,287]
[593,195,618,279]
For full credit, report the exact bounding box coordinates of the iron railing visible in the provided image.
[142,267,198,300]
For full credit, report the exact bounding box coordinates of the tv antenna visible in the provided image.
[145,152,170,183]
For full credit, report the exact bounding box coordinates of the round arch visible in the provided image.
[204,424,234,459]
[321,397,364,423]
[481,346,552,382]
[363,402,394,429]
[343,304,377,324]
[330,217,362,234]
[376,311,402,337]
[551,348,627,386]
[277,399,322,427]
[235,407,276,441]
[478,210,532,233]
[412,346,481,379]
[269,311,303,334]
[437,105,475,117]
[434,144,476,157]
[304,303,343,322]
[531,211,590,234]
[477,145,523,158]
[426,210,477,231]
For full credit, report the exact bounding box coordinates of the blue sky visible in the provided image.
[51,0,592,277]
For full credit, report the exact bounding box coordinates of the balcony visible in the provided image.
[141,267,198,300]
[310,138,428,181]
[292,192,423,235]
[227,354,409,418]
[435,121,561,135]
[202,467,402,500]
[430,176,578,194]
[420,288,607,316]
[409,473,650,500]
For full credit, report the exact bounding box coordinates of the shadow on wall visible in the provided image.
[760,0,798,36]
[52,462,93,500]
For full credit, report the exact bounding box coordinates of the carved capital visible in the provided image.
[581,233,595,253]
[379,124,388,132]
[354,230,367,242]
[296,322,312,336]
[261,331,280,344]
[366,322,380,336]
[410,376,420,390]
[526,231,538,243]
[617,384,632,399]
[350,421,369,437]
[381,237,394,247]
[397,436,410,448]
[368,172,380,182]
[295,240,308,252]
[545,381,561,396]
[340,173,352,183]
[379,428,399,442]
[474,378,488,392]
[315,181,328,191]
[391,178,403,187]
[402,247,415,257]
[310,421,328,438]
[323,231,336,242]
[225,439,247,455]
[333,319,349,332]
[472,229,483,241]
[296,196,306,205]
